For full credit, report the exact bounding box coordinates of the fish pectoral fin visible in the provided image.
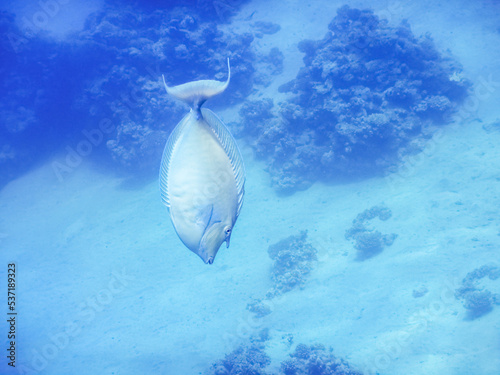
[198,204,223,231]
[198,205,214,231]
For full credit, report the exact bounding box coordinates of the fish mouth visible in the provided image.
[207,257,214,265]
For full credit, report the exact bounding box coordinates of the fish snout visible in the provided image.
[207,256,214,265]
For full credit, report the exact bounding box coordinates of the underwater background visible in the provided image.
[1,0,500,374]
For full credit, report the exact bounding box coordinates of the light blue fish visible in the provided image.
[159,60,245,264]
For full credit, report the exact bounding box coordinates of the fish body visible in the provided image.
[159,60,245,264]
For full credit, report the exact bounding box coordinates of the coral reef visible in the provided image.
[245,231,317,319]
[237,6,470,193]
[254,47,285,87]
[208,342,270,375]
[246,299,273,318]
[76,5,256,175]
[266,231,318,297]
[0,2,260,187]
[345,205,397,260]
[455,265,500,320]
[281,344,362,375]
[208,342,362,375]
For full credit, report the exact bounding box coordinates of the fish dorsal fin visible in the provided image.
[162,59,230,109]
[200,108,245,216]
[159,112,193,208]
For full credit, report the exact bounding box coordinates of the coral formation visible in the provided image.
[246,299,273,318]
[245,231,317,319]
[254,47,285,87]
[345,205,397,260]
[455,265,500,320]
[77,5,256,175]
[281,344,362,375]
[209,342,271,375]
[266,231,318,297]
[208,342,362,375]
[0,2,259,187]
[237,6,470,193]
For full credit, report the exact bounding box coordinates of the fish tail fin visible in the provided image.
[162,58,230,110]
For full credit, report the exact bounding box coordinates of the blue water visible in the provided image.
[1,0,499,374]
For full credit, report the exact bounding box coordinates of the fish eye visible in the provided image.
[224,227,231,235]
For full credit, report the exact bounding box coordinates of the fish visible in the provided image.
[159,59,245,264]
